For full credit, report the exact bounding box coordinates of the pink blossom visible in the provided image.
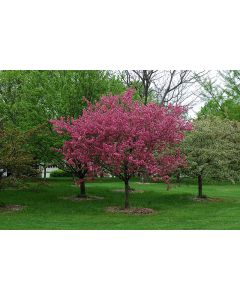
[51,89,192,206]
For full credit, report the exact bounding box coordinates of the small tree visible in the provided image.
[50,119,95,197]
[0,127,35,188]
[52,90,191,208]
[182,117,240,198]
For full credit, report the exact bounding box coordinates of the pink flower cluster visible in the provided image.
[51,89,192,183]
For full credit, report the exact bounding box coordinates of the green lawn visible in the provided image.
[0,178,240,229]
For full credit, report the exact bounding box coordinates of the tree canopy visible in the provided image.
[51,89,191,207]
[182,117,240,197]
[198,71,240,121]
[0,70,125,175]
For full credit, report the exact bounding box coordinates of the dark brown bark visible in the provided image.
[79,181,86,197]
[198,174,203,198]
[176,172,181,185]
[134,70,155,105]
[124,180,129,209]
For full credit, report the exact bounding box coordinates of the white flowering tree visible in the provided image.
[182,117,240,198]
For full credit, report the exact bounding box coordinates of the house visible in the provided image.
[39,165,59,178]
[0,169,7,177]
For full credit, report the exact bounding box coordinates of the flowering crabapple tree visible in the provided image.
[52,89,192,208]
[50,119,95,197]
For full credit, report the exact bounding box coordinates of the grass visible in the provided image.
[0,177,240,229]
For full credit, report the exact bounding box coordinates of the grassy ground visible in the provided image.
[0,177,240,229]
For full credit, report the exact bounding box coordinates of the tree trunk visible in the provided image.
[43,166,47,180]
[176,172,181,185]
[141,173,148,183]
[198,174,203,198]
[124,181,130,209]
[144,93,148,105]
[0,174,2,190]
[79,181,86,197]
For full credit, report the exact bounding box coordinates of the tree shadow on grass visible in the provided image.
[131,191,194,210]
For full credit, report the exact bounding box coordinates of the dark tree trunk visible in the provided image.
[144,93,148,105]
[124,181,130,209]
[176,172,181,185]
[198,174,203,198]
[79,181,86,197]
[43,166,47,180]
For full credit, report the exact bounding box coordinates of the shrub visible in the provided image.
[50,169,72,177]
[0,176,28,190]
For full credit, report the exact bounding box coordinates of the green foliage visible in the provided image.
[50,169,72,177]
[198,71,240,121]
[0,71,29,128]
[0,176,29,190]
[199,98,240,121]
[19,70,125,120]
[0,127,37,186]
[0,70,125,171]
[182,117,240,183]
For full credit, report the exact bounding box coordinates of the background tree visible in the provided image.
[22,70,124,120]
[182,117,240,198]
[119,70,206,107]
[0,127,35,188]
[0,70,125,179]
[198,71,240,121]
[0,71,29,128]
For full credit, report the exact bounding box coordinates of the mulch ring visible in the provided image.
[113,189,144,194]
[0,204,26,213]
[106,206,154,215]
[193,197,223,202]
[61,195,104,202]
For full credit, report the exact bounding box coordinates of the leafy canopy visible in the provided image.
[182,117,240,182]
